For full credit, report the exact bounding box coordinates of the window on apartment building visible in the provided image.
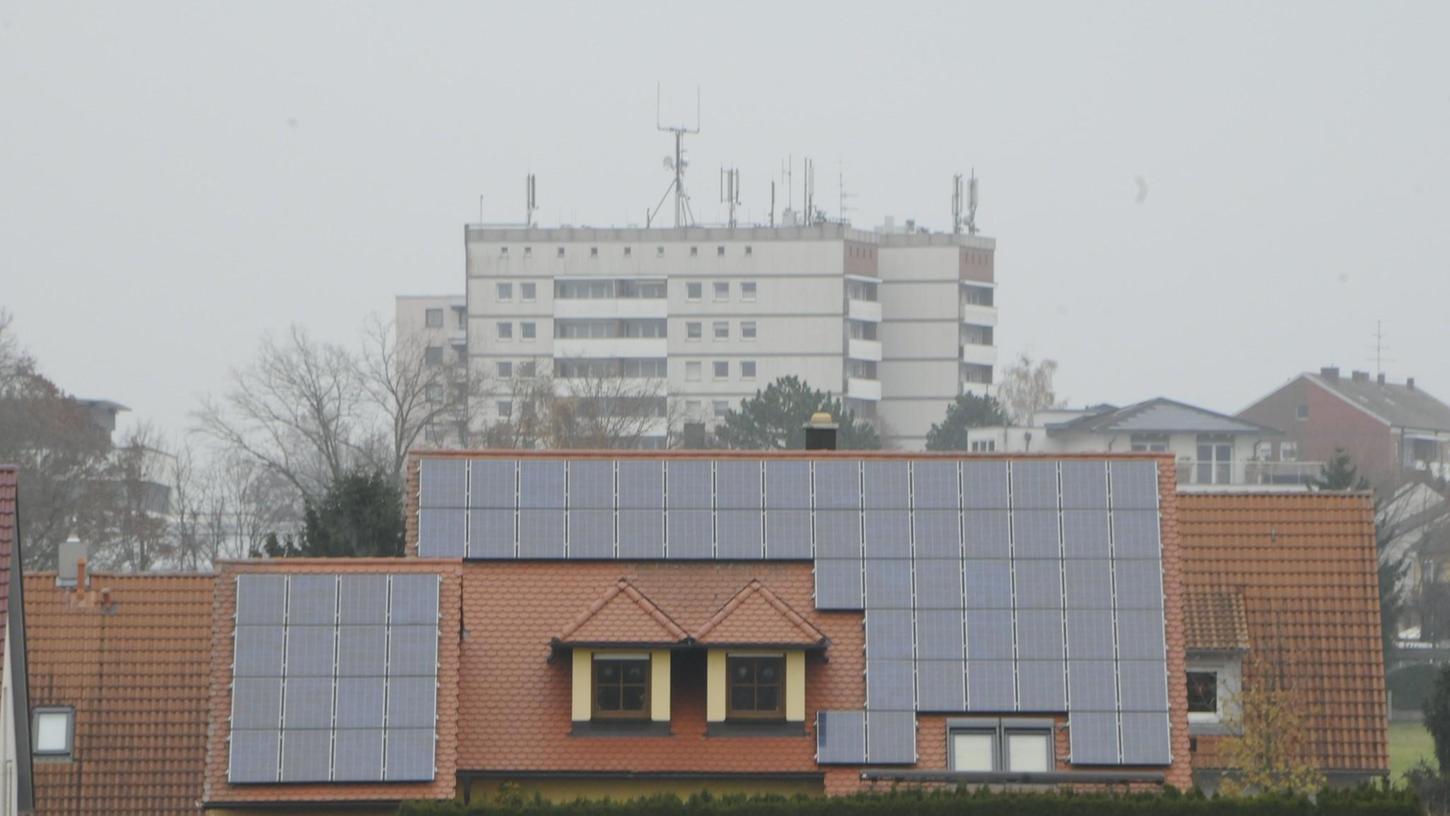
[1296,404,1310,420]
[686,322,702,341]
[741,361,757,379]
[686,361,702,382]
[497,322,512,340]
[690,246,699,257]
[849,321,877,340]
[590,247,599,257]
[1188,671,1219,718]
[713,361,729,380]
[1196,434,1234,485]
[557,247,566,258]
[1130,433,1170,453]
[962,285,994,307]
[455,308,468,329]
[521,282,537,301]
[741,281,757,301]
[713,321,729,340]
[685,399,702,416]
[726,655,784,720]
[425,308,443,328]
[713,281,730,301]
[519,360,537,378]
[969,439,996,453]
[33,706,74,757]
[497,361,513,378]
[687,282,703,301]
[523,246,532,257]
[1281,441,1299,462]
[948,720,1053,774]
[424,346,444,365]
[521,322,536,340]
[497,400,513,419]
[713,400,729,419]
[656,246,665,257]
[741,321,757,340]
[717,245,726,257]
[497,282,513,301]
[593,654,650,719]
[500,246,509,257]
[624,246,632,257]
[745,246,753,256]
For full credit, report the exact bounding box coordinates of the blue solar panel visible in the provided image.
[717,510,763,559]
[913,510,962,558]
[568,460,614,559]
[866,610,915,660]
[419,459,467,508]
[1067,661,1118,710]
[916,660,966,711]
[963,560,1013,609]
[1018,661,1067,711]
[665,460,714,559]
[962,461,1009,510]
[716,460,762,508]
[468,459,515,508]
[666,509,714,559]
[339,576,388,624]
[618,508,665,558]
[1010,461,1058,509]
[337,626,387,677]
[864,559,913,608]
[862,510,911,559]
[1065,610,1117,660]
[1064,560,1114,609]
[287,574,337,621]
[963,511,1011,559]
[911,461,960,510]
[231,677,283,730]
[1070,711,1120,764]
[866,660,916,710]
[385,676,437,728]
[764,461,811,558]
[965,610,1014,659]
[1111,510,1162,559]
[284,626,335,677]
[1109,461,1159,509]
[384,729,435,781]
[1119,711,1171,764]
[1060,461,1108,510]
[814,510,861,559]
[1015,609,1065,660]
[334,677,386,728]
[1014,560,1065,610]
[1062,510,1111,559]
[1116,610,1166,660]
[915,560,965,609]
[915,610,964,660]
[228,730,280,783]
[466,509,513,559]
[1117,661,1169,711]
[389,575,439,624]
[813,460,861,509]
[281,676,333,729]
[333,728,384,781]
[816,711,866,764]
[419,509,466,558]
[814,559,863,610]
[1011,510,1061,559]
[280,729,333,782]
[236,575,287,626]
[1114,560,1165,609]
[966,660,1015,711]
[863,461,909,510]
[866,710,917,763]
[234,626,284,677]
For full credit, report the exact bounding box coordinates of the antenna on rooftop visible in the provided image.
[837,162,855,225]
[648,83,700,228]
[525,173,537,228]
[720,166,741,228]
[952,173,963,234]
[966,169,979,235]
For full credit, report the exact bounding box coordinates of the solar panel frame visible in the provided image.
[231,677,284,731]
[813,460,862,510]
[1109,460,1159,510]
[1117,661,1170,712]
[965,610,1015,660]
[915,559,966,609]
[1061,510,1112,559]
[864,558,913,609]
[234,626,285,677]
[339,575,389,624]
[915,659,967,712]
[1116,610,1167,661]
[281,676,334,730]
[1017,660,1067,712]
[862,460,909,510]
[1067,660,1119,710]
[1013,560,1065,610]
[1010,510,1061,559]
[716,509,764,559]
[284,626,336,677]
[1119,711,1172,764]
[862,509,911,559]
[419,509,467,558]
[333,728,384,782]
[814,510,862,559]
[911,460,960,510]
[1010,460,1059,510]
[389,575,440,625]
[1110,510,1163,559]
[387,625,439,676]
[913,510,962,559]
[915,609,966,660]
[1064,560,1114,610]
[336,626,387,677]
[420,458,467,509]
[963,560,1014,609]
[385,676,438,729]
[764,460,812,559]
[1113,560,1165,610]
[1015,609,1066,660]
[1059,460,1109,510]
[567,459,614,559]
[334,676,387,729]
[1064,609,1117,660]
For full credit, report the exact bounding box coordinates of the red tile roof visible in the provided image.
[556,578,689,646]
[693,579,828,648]
[1183,588,1250,653]
[0,467,15,668]
[1178,491,1388,774]
[25,571,216,816]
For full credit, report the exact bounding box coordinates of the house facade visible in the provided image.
[963,399,1303,487]
[1239,368,1450,485]
[1,467,34,816]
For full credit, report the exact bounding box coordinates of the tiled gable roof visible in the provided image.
[1183,589,1249,653]
[0,467,15,666]
[1308,373,1450,432]
[1178,492,1387,773]
[693,579,828,647]
[1048,398,1280,436]
[556,578,689,646]
[25,571,216,816]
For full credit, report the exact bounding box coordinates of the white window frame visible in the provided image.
[520,282,537,302]
[1187,656,1242,727]
[741,321,757,341]
[686,322,702,341]
[712,361,729,380]
[713,321,729,341]
[425,308,444,328]
[521,322,537,340]
[713,281,730,301]
[497,322,513,341]
[741,361,757,380]
[687,282,703,302]
[496,282,513,302]
[741,281,757,302]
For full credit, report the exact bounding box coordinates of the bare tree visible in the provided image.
[481,366,674,450]
[94,422,173,572]
[194,325,364,507]
[996,352,1062,424]
[354,314,484,482]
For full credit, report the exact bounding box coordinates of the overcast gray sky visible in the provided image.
[2,1,1447,442]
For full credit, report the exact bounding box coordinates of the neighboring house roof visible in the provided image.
[1183,589,1250,653]
[1178,491,1387,774]
[1306,373,1450,433]
[1047,398,1281,436]
[1,466,36,814]
[693,579,829,648]
[24,571,216,816]
[555,578,690,646]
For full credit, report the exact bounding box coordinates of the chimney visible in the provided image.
[681,422,707,450]
[1351,370,1369,383]
[1377,373,1386,386]
[804,411,839,451]
[76,557,87,591]
[57,533,88,588]
[1320,366,1340,380]
[1408,377,1416,391]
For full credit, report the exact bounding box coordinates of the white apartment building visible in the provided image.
[399,223,997,449]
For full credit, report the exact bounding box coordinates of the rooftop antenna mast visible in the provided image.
[952,173,963,234]
[525,173,537,228]
[837,162,855,225]
[648,84,701,228]
[966,168,979,236]
[720,166,741,228]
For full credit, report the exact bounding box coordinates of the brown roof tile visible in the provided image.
[0,466,15,668]
[1178,491,1388,773]
[1183,588,1250,652]
[556,578,689,646]
[693,579,828,648]
[25,571,216,816]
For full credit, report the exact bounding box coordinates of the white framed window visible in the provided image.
[713,361,728,380]
[713,321,729,340]
[520,360,537,378]
[713,281,729,301]
[1130,433,1170,453]
[521,322,536,340]
[948,718,1053,774]
[1187,657,1241,726]
[523,246,533,257]
[741,321,757,341]
[425,308,443,328]
[1281,441,1299,462]
[1196,434,1234,484]
[716,245,725,257]
[556,246,565,258]
[497,361,513,378]
[497,400,513,419]
[687,282,703,301]
[496,282,513,301]
[1296,403,1309,420]
[521,282,537,301]
[690,246,699,257]
[713,399,729,419]
[686,361,702,382]
[33,706,74,757]
[624,246,633,257]
[590,246,599,257]
[686,322,702,341]
[656,246,665,258]
[741,281,757,301]
[497,322,512,341]
[744,245,753,256]
[741,361,757,380]
[424,346,444,366]
[969,439,995,453]
[685,399,702,415]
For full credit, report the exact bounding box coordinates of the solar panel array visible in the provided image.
[228,573,441,784]
[417,456,1170,768]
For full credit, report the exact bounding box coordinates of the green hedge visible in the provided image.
[1389,663,1440,711]
[400,786,1418,816]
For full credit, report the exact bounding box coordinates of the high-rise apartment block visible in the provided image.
[399,222,996,449]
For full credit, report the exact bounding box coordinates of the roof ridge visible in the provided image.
[693,579,828,645]
[556,578,688,644]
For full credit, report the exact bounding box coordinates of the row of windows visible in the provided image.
[686,398,736,420]
[686,320,757,341]
[497,244,758,259]
[962,285,994,307]
[497,395,668,420]
[962,324,994,346]
[496,322,538,341]
[555,358,669,379]
[423,306,467,329]
[495,282,540,302]
[687,280,756,302]
[554,279,666,300]
[684,359,757,382]
[586,653,783,722]
[555,319,668,339]
[846,281,878,302]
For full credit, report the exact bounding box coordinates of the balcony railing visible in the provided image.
[1175,459,1324,487]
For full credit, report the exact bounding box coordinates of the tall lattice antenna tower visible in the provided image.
[720,166,741,228]
[648,84,700,228]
